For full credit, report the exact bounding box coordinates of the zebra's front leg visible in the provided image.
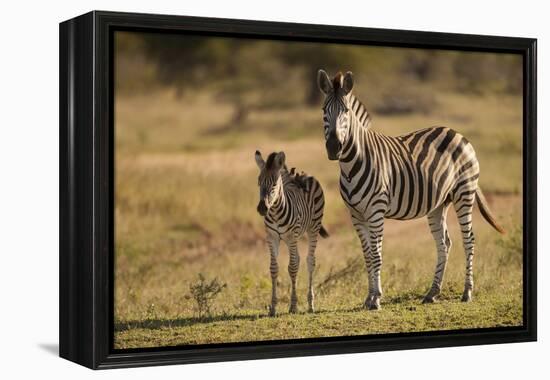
[267,234,280,317]
[423,203,452,303]
[306,232,318,313]
[286,240,300,314]
[366,219,384,310]
[353,221,379,310]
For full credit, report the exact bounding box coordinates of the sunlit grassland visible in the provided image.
[114,89,523,349]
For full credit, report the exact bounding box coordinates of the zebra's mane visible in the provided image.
[332,72,344,90]
[283,167,312,192]
[349,93,373,130]
[264,152,312,191]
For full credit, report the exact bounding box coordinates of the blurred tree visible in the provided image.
[278,43,390,105]
[141,34,241,96]
[139,36,314,126]
[213,41,308,126]
[115,32,160,94]
[452,51,522,94]
[400,50,437,82]
[116,31,523,122]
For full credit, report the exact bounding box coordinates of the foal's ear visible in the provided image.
[275,151,286,169]
[255,150,265,169]
[317,69,332,95]
[342,71,354,95]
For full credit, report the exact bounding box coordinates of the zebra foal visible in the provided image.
[254,150,329,316]
[317,69,505,310]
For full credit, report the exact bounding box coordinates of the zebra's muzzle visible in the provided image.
[326,138,342,161]
[257,200,268,216]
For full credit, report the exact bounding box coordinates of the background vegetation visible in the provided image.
[114,31,523,349]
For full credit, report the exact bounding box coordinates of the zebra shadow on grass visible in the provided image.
[114,306,371,332]
[114,314,261,332]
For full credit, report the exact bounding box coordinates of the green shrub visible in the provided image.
[187,273,227,317]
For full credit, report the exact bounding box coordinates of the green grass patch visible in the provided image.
[114,288,522,348]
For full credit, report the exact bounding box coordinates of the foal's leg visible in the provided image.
[267,234,280,316]
[423,202,452,303]
[286,240,300,313]
[306,231,318,313]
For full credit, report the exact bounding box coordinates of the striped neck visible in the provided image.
[339,94,373,165]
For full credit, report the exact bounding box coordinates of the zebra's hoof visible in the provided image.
[289,306,298,314]
[422,291,439,304]
[268,306,277,317]
[422,296,437,304]
[364,296,381,310]
[461,290,472,302]
[367,302,380,310]
[307,294,314,313]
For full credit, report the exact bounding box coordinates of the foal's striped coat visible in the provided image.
[255,151,328,316]
[317,70,505,309]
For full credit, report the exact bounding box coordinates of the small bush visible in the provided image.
[187,273,227,317]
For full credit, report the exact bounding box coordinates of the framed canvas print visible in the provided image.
[59,11,537,369]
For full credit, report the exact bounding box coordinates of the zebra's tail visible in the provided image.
[319,225,330,239]
[475,187,506,235]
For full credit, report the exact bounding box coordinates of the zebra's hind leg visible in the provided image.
[267,234,280,317]
[423,202,452,304]
[453,191,476,302]
[306,231,318,313]
[286,240,300,313]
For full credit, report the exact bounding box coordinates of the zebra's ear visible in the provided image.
[342,71,354,95]
[317,69,332,95]
[255,150,265,169]
[275,152,286,169]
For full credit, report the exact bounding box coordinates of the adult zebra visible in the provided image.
[255,150,329,316]
[317,70,505,310]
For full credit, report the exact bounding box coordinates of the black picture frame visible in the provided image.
[59,10,537,369]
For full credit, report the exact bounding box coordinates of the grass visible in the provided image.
[114,88,523,349]
[115,292,522,348]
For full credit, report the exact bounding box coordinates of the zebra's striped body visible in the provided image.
[338,126,477,222]
[318,70,505,309]
[255,151,328,316]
